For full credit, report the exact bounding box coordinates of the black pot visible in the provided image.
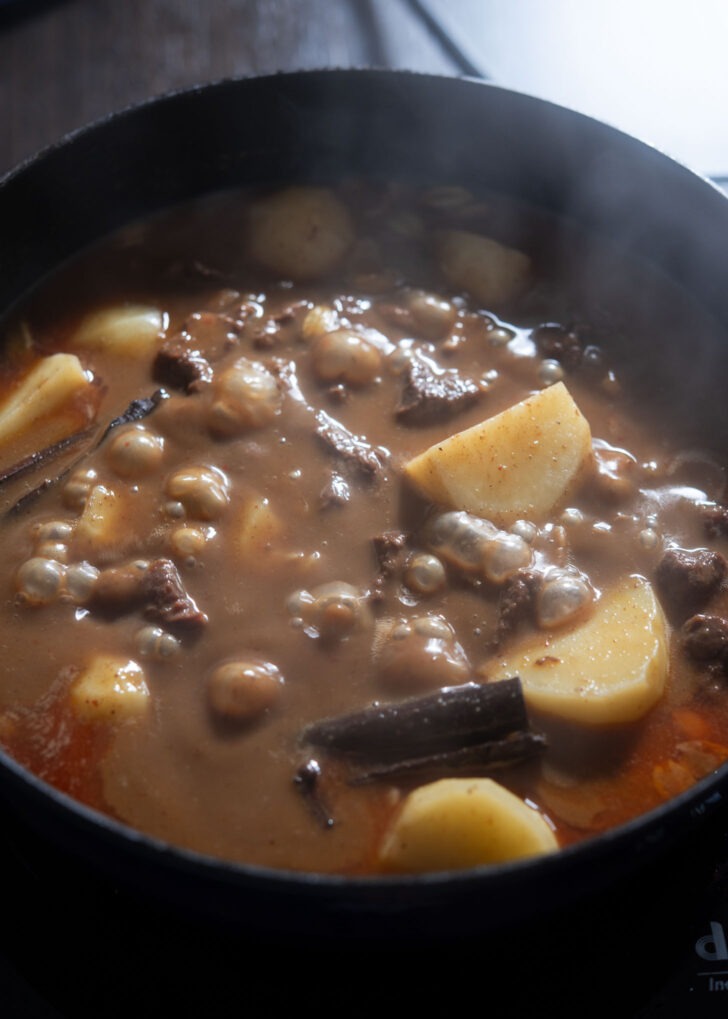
[1,70,728,1000]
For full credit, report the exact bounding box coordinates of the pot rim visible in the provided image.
[1,65,724,196]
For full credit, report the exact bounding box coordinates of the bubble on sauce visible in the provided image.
[62,467,98,510]
[287,581,371,641]
[536,568,595,629]
[372,613,470,693]
[15,557,66,605]
[136,625,181,662]
[63,561,100,604]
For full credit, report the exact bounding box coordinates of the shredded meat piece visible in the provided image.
[142,558,208,630]
[373,530,408,575]
[314,410,387,478]
[91,558,207,630]
[369,530,409,603]
[490,568,541,649]
[153,342,213,392]
[252,301,308,349]
[319,472,351,510]
[702,503,728,538]
[395,354,481,425]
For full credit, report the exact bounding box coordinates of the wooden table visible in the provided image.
[0,0,462,178]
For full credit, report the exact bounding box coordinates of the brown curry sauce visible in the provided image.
[0,180,727,874]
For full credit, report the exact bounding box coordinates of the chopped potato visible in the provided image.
[70,656,150,722]
[0,352,93,455]
[247,186,355,281]
[72,484,124,559]
[482,576,668,725]
[233,495,285,569]
[379,777,558,873]
[437,229,531,305]
[71,305,165,355]
[404,381,593,526]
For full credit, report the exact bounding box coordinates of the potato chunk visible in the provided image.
[0,353,92,455]
[437,229,531,305]
[403,381,593,526]
[247,186,355,281]
[71,305,165,355]
[233,495,285,569]
[72,485,124,559]
[482,576,668,725]
[379,777,558,874]
[70,656,150,722]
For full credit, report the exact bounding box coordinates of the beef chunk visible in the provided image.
[702,502,728,539]
[252,301,308,350]
[682,613,728,665]
[396,354,481,425]
[319,472,351,510]
[153,342,213,392]
[142,558,208,630]
[373,530,408,575]
[655,547,727,617]
[370,530,409,602]
[491,569,541,649]
[315,410,387,479]
[91,558,207,631]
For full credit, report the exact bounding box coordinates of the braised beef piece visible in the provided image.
[314,410,387,478]
[372,530,408,572]
[142,558,207,630]
[702,503,728,539]
[682,613,728,666]
[176,310,243,356]
[91,558,207,630]
[318,472,351,510]
[153,342,213,392]
[491,569,541,649]
[655,547,727,617]
[370,529,409,602]
[252,301,308,350]
[395,353,481,425]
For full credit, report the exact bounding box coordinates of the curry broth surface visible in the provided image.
[0,181,727,874]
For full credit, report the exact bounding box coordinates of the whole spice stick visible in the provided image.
[300,678,531,763]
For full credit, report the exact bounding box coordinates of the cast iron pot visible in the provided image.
[1,69,728,950]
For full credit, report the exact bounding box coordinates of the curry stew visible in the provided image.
[0,181,727,875]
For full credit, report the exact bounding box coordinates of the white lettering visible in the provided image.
[696,922,728,961]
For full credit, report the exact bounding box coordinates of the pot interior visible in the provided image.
[1,70,728,936]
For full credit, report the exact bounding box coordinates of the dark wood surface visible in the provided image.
[4,0,728,184]
[0,0,460,178]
